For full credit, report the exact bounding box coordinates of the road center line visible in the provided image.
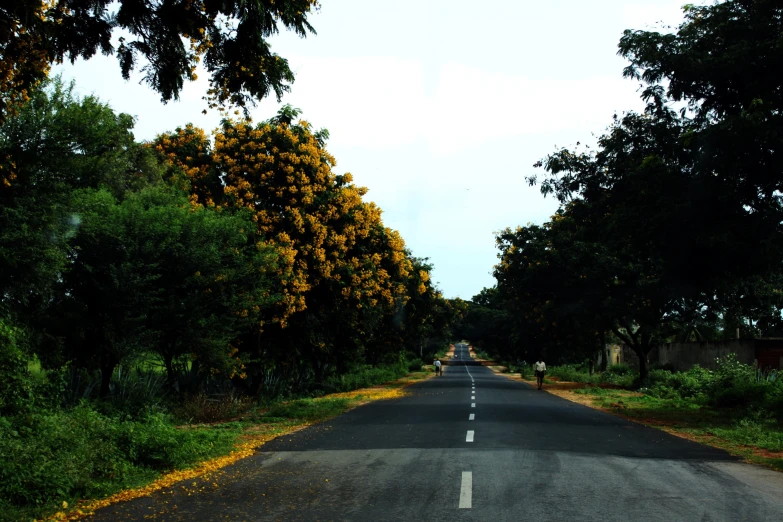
[464,362,474,382]
[459,471,472,509]
[466,430,474,442]
[469,413,475,420]
[471,402,475,408]
[471,395,475,399]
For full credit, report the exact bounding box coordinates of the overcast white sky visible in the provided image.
[54,0,695,300]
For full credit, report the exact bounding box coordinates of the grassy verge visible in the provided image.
[515,375,783,472]
[18,371,430,522]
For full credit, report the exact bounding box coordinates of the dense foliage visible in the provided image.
[485,0,783,381]
[153,109,458,388]
[0,80,457,519]
[0,0,320,124]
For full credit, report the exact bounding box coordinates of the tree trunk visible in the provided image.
[599,331,608,371]
[164,352,175,383]
[99,350,117,398]
[611,326,651,383]
[638,349,649,383]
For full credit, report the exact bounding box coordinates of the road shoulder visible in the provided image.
[485,366,783,472]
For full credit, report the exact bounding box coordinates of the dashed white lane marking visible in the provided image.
[471,395,475,400]
[469,413,475,420]
[471,403,475,408]
[459,471,472,509]
[465,362,474,383]
[466,430,474,442]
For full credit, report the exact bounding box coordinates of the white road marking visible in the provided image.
[465,362,474,382]
[469,413,475,420]
[471,395,475,399]
[466,430,474,442]
[459,472,473,509]
[471,403,475,408]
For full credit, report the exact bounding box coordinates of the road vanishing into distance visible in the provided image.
[90,344,783,521]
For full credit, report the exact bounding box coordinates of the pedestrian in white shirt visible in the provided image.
[535,359,546,390]
[434,359,442,376]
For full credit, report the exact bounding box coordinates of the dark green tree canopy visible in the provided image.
[0,0,319,123]
[618,0,783,210]
[619,0,783,121]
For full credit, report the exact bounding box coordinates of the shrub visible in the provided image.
[407,358,425,372]
[766,379,783,422]
[548,364,597,384]
[94,366,170,419]
[606,363,632,376]
[513,361,534,379]
[171,391,253,424]
[0,405,240,518]
[709,354,766,408]
[320,364,407,394]
[643,366,712,402]
[598,371,636,387]
[640,356,783,415]
[0,318,34,416]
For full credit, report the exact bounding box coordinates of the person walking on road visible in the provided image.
[535,358,546,389]
[434,359,442,376]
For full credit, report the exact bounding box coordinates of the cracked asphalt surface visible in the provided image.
[88,344,783,521]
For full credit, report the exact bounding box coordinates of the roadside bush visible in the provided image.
[640,356,783,420]
[548,364,594,383]
[110,367,168,411]
[320,364,407,393]
[508,361,534,379]
[171,391,253,424]
[606,363,632,376]
[0,404,240,519]
[407,358,425,372]
[709,354,766,408]
[644,366,712,402]
[0,318,34,416]
[598,371,636,387]
[767,379,783,422]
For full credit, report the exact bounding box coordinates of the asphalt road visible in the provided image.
[89,344,783,521]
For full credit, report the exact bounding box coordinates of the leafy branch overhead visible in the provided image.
[0,0,320,123]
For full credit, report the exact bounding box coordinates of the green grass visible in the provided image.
[711,418,783,452]
[564,386,783,471]
[258,397,353,423]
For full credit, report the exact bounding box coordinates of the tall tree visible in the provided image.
[456,287,517,362]
[0,77,160,318]
[45,186,282,395]
[618,0,783,237]
[526,104,751,379]
[154,109,419,385]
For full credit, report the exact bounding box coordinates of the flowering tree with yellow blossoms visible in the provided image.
[154,107,430,383]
